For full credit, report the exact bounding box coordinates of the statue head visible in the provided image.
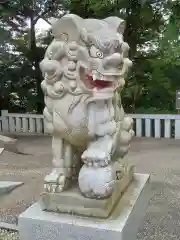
[41,14,132,98]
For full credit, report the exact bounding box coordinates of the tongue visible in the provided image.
[87,75,111,89]
[94,80,112,88]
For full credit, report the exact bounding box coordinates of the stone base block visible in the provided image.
[40,165,133,218]
[19,173,150,240]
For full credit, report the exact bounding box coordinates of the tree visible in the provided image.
[68,0,169,113]
[0,0,67,112]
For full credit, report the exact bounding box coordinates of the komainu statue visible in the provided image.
[40,14,134,202]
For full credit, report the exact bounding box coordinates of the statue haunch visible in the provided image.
[40,14,134,199]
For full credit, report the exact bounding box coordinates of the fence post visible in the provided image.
[1,110,9,132]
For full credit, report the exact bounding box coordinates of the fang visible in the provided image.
[92,74,96,81]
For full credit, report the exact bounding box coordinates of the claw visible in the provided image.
[51,184,57,193]
[56,185,63,193]
[58,175,65,185]
[93,162,99,168]
[100,161,106,167]
[47,184,51,192]
[44,184,47,191]
[88,162,92,167]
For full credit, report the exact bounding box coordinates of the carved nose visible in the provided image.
[103,53,122,69]
[90,58,101,70]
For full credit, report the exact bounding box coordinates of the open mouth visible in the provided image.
[79,66,115,90]
[86,72,113,89]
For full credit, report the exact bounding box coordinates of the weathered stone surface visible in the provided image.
[41,165,133,218]
[0,181,24,195]
[19,173,150,240]
[0,135,19,154]
[0,134,28,154]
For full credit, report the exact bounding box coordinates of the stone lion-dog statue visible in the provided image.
[40,14,134,200]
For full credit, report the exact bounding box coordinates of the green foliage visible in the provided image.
[0,0,66,112]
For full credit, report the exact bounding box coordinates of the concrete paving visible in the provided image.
[0,135,180,239]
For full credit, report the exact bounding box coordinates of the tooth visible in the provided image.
[92,74,96,81]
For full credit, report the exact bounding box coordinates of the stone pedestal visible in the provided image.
[19,173,150,240]
[40,165,133,218]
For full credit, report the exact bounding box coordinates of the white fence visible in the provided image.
[0,110,45,134]
[128,114,180,139]
[0,110,180,139]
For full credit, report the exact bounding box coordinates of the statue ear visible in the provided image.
[80,28,88,43]
[104,16,126,34]
[52,14,83,42]
[80,28,93,45]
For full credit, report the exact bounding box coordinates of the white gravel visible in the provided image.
[0,229,19,240]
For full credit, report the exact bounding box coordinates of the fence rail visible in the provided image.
[0,110,45,134]
[129,114,180,139]
[0,110,180,139]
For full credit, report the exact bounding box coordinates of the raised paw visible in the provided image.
[81,136,113,167]
[81,147,111,167]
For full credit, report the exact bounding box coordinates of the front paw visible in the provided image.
[81,148,111,167]
[44,168,69,193]
[81,136,113,167]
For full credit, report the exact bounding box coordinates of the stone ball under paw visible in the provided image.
[78,164,115,199]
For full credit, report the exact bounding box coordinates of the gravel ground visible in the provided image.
[1,136,180,239]
[0,229,19,240]
[0,135,52,224]
[128,138,180,240]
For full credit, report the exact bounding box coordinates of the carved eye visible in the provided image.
[89,45,104,59]
[96,50,103,59]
